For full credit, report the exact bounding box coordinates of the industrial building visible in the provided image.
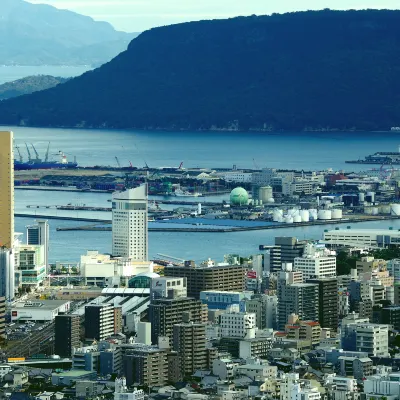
[323,229,400,249]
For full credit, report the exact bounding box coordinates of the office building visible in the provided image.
[241,293,278,330]
[73,345,100,371]
[340,313,370,351]
[307,277,338,330]
[269,237,307,273]
[123,345,168,387]
[17,245,46,287]
[55,314,80,357]
[150,276,187,300]
[164,261,246,299]
[0,248,15,302]
[380,306,400,330]
[173,323,208,377]
[0,297,5,338]
[149,297,207,344]
[112,184,148,260]
[220,307,256,338]
[294,243,336,279]
[0,131,14,249]
[85,304,115,341]
[26,220,49,273]
[114,378,145,400]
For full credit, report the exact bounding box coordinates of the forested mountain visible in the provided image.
[0,0,138,66]
[1,9,400,131]
[0,76,69,100]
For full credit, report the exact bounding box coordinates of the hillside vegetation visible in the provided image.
[1,9,400,131]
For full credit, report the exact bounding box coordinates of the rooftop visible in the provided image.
[12,300,69,310]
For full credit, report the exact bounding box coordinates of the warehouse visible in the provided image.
[11,300,71,322]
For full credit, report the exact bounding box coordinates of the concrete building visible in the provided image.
[355,324,389,357]
[340,313,370,351]
[10,300,71,322]
[123,345,168,387]
[85,304,115,341]
[17,244,46,287]
[285,315,321,346]
[307,277,338,330]
[112,184,148,261]
[241,293,278,330]
[380,306,400,330]
[269,237,307,273]
[27,220,49,273]
[277,265,319,330]
[338,356,373,380]
[149,297,207,344]
[294,243,336,279]
[364,370,400,399]
[173,322,209,377]
[55,314,80,357]
[0,131,14,250]
[114,378,144,400]
[212,358,239,380]
[150,276,187,300]
[200,290,252,311]
[0,248,15,302]
[164,261,246,299]
[357,256,387,275]
[323,229,400,249]
[73,345,100,372]
[220,307,256,338]
[0,297,5,338]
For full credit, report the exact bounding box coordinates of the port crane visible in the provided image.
[115,156,121,168]
[25,143,32,162]
[44,142,50,162]
[15,145,23,162]
[31,143,41,161]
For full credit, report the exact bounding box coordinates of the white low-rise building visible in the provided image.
[11,300,71,322]
[220,306,256,338]
[364,370,400,399]
[356,323,389,357]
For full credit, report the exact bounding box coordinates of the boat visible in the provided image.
[174,188,202,197]
[346,146,400,165]
[14,143,78,171]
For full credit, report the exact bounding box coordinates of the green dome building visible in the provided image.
[230,187,249,206]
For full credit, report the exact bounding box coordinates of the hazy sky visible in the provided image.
[27,0,400,32]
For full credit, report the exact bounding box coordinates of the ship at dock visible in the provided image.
[14,142,78,171]
[346,146,400,165]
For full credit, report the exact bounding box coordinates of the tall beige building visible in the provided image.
[0,131,14,249]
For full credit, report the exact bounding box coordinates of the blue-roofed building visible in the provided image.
[200,290,252,310]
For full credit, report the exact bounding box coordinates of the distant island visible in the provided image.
[1,9,400,131]
[1,0,138,66]
[0,76,70,100]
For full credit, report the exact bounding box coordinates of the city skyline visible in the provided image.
[27,0,400,32]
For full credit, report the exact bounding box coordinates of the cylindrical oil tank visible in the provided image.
[258,186,273,203]
[288,209,300,217]
[380,204,391,214]
[372,207,379,215]
[267,198,275,203]
[300,210,310,222]
[309,209,318,220]
[284,216,294,224]
[364,206,373,215]
[293,215,302,223]
[367,191,375,203]
[273,209,283,222]
[318,210,332,220]
[359,192,365,202]
[254,200,259,206]
[391,204,400,216]
[332,209,343,219]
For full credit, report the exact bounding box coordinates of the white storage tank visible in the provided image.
[300,210,310,222]
[293,215,302,223]
[288,209,300,217]
[309,209,318,220]
[364,206,373,215]
[284,216,294,224]
[372,207,379,215]
[318,210,332,220]
[380,204,391,214]
[267,198,275,203]
[254,199,259,206]
[359,192,365,202]
[391,204,400,216]
[332,209,343,219]
[258,186,273,203]
[273,209,283,222]
[367,191,375,203]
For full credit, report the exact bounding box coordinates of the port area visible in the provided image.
[24,214,400,233]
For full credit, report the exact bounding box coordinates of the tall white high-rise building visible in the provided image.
[112,184,148,261]
[27,220,49,273]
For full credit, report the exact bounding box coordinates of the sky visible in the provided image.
[26,0,400,32]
